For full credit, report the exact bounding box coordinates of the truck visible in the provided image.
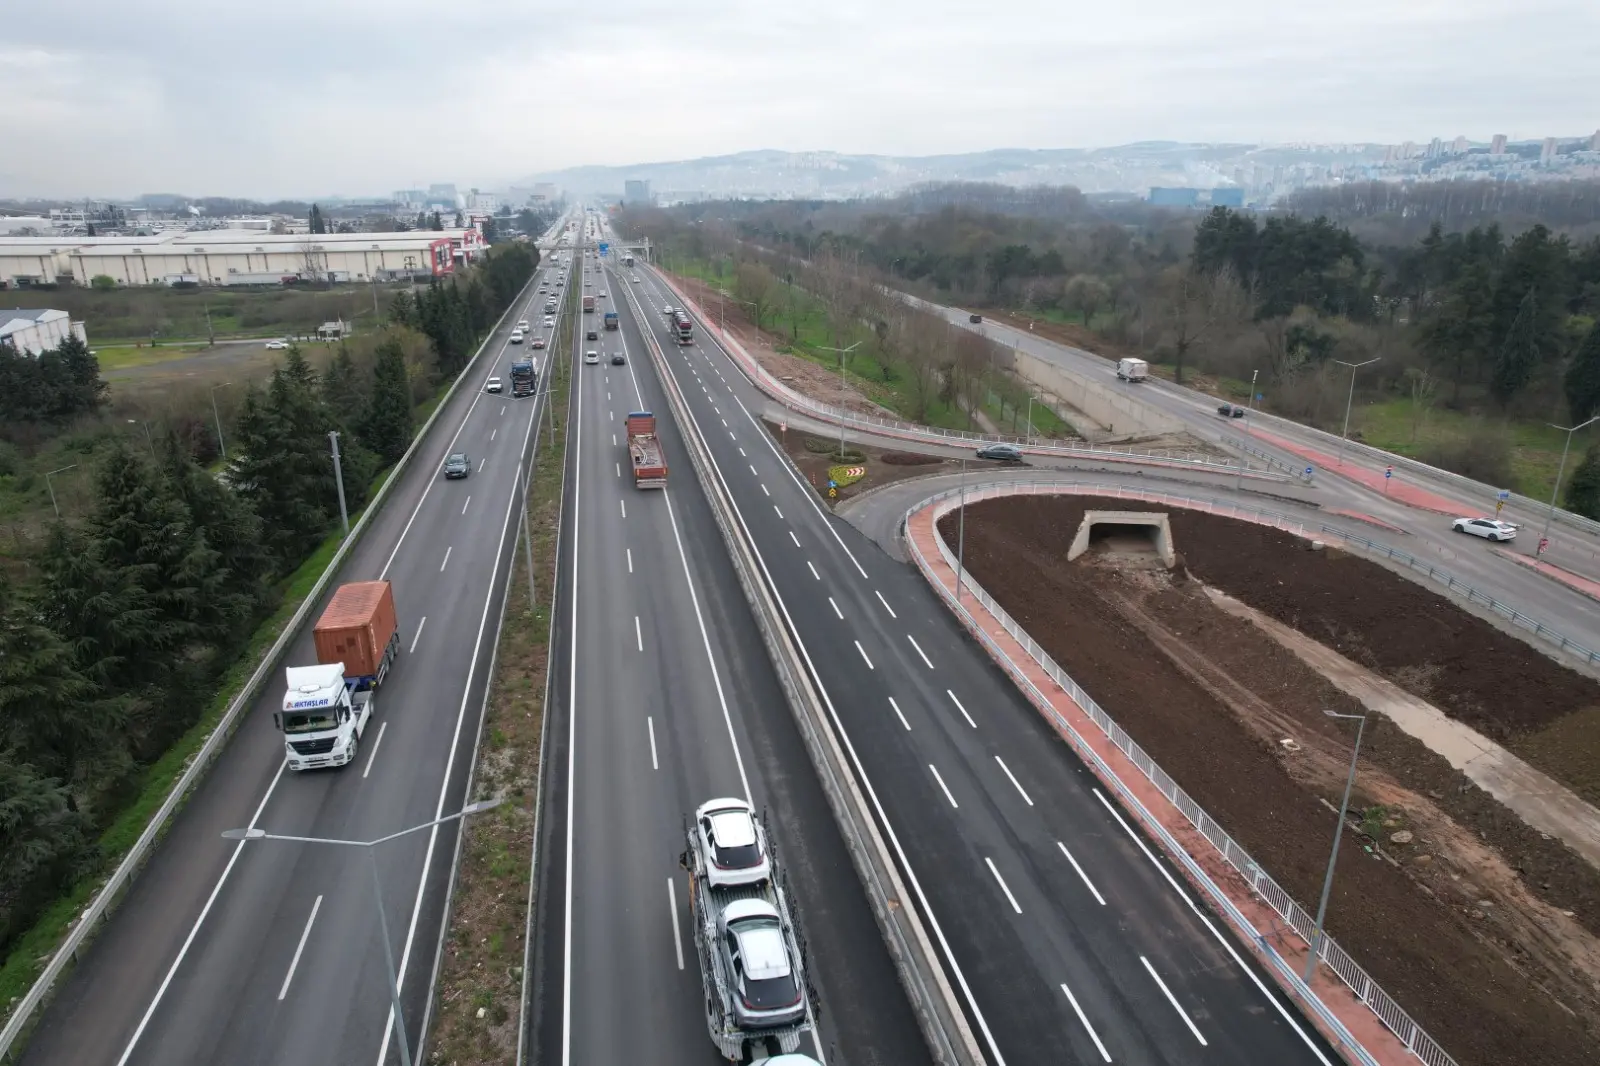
[622,254,635,267]
[604,310,619,331]
[510,359,536,397]
[682,803,811,1061]
[672,310,693,346]
[276,581,400,771]
[582,294,596,313]
[1117,357,1149,382]
[626,411,667,489]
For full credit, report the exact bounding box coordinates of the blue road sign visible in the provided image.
[828,479,837,488]
[1304,466,1314,478]
[1385,467,1393,478]
[1498,489,1511,500]
[598,241,609,256]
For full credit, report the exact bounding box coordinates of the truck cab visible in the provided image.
[276,663,372,771]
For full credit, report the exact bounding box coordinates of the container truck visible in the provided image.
[276,580,400,771]
[604,310,619,331]
[582,295,596,313]
[1117,357,1149,382]
[510,359,536,397]
[626,411,667,489]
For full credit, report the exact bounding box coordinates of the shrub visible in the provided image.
[1418,425,1514,487]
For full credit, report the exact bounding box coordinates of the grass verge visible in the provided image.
[425,294,572,1064]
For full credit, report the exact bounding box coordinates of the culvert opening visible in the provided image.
[1068,510,1176,568]
[1087,522,1162,556]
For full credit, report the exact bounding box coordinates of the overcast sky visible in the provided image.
[3,0,1597,200]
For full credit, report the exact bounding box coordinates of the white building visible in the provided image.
[0,308,87,356]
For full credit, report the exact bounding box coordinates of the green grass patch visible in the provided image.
[828,464,867,487]
[92,343,212,371]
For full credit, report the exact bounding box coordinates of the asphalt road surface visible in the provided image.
[22,250,564,1066]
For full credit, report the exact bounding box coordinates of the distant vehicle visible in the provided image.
[583,294,596,312]
[611,352,625,365]
[265,339,289,349]
[486,377,503,393]
[584,350,599,365]
[631,275,640,283]
[586,329,599,340]
[663,304,675,315]
[604,310,619,331]
[969,313,982,324]
[544,318,555,327]
[1217,403,1247,418]
[1453,517,1518,542]
[516,319,529,331]
[444,452,471,479]
[1116,357,1149,382]
[976,442,1023,462]
[672,311,693,345]
[510,330,524,344]
[599,290,608,298]
[530,336,546,349]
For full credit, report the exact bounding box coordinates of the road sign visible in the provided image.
[598,241,609,256]
[1385,466,1393,478]
[1303,466,1314,478]
[828,479,837,489]
[1497,489,1510,500]
[842,466,865,479]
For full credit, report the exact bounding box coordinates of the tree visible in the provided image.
[1566,444,1600,520]
[36,334,108,420]
[431,212,443,232]
[388,289,419,330]
[361,337,413,463]
[309,204,327,235]
[453,211,464,229]
[1491,288,1542,405]
[734,261,777,331]
[91,274,116,291]
[160,438,271,627]
[1564,320,1600,422]
[1419,260,1494,402]
[322,344,367,417]
[227,364,337,565]
[0,752,96,951]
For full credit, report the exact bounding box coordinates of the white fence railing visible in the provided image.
[903,481,1463,1066]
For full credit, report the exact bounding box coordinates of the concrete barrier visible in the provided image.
[1013,348,1185,437]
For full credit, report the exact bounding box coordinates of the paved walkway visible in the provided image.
[903,499,1421,1066]
[1246,428,1465,515]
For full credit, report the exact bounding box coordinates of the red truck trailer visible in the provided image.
[312,580,400,690]
[626,412,667,489]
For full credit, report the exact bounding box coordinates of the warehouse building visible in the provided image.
[0,228,486,289]
[0,308,87,356]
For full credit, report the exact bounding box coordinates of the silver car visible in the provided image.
[694,798,771,888]
[716,900,805,1029]
[1452,517,1518,541]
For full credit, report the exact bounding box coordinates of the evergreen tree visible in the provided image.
[1491,288,1541,405]
[0,752,96,950]
[430,211,443,231]
[160,437,271,628]
[228,372,336,565]
[388,289,419,329]
[322,344,367,417]
[360,338,413,463]
[1564,319,1600,422]
[1566,444,1600,521]
[36,523,163,697]
[309,204,326,234]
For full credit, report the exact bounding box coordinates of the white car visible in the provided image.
[510,330,524,344]
[264,339,289,350]
[694,798,771,888]
[584,350,599,365]
[516,319,529,331]
[599,291,608,298]
[1452,517,1518,541]
[486,377,503,393]
[544,318,555,328]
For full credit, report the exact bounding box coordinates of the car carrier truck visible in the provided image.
[275,580,399,771]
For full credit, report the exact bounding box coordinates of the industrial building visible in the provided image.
[0,308,87,356]
[0,228,486,289]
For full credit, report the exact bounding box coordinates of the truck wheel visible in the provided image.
[346,735,359,766]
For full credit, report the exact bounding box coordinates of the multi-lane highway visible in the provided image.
[552,228,1340,1066]
[21,231,566,1066]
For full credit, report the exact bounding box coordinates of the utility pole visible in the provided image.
[210,381,232,460]
[205,304,215,347]
[820,342,861,458]
[329,431,351,537]
[1305,710,1367,984]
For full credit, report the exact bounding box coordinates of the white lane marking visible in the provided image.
[615,462,621,478]
[115,762,287,1064]
[750,464,759,477]
[278,895,324,1000]
[761,483,770,496]
[854,641,874,669]
[561,262,589,1066]
[409,617,427,654]
[928,764,958,808]
[774,505,784,519]
[1059,982,1113,1063]
[986,858,1023,914]
[875,590,898,618]
[1056,842,1106,906]
[362,721,389,779]
[721,417,728,427]
[829,597,843,619]
[611,434,616,446]
[729,431,736,440]
[738,447,746,457]
[626,548,633,573]
[947,690,977,728]
[500,404,506,416]
[668,879,685,970]
[648,716,659,770]
[478,458,485,472]
[789,530,800,547]
[907,633,934,669]
[995,756,1033,806]
[462,495,471,515]
[635,615,643,652]
[807,561,820,580]
[888,697,911,731]
[440,545,452,571]
[491,428,497,441]
[1142,957,1207,1045]
[607,391,611,401]
[1093,789,1329,1061]
[619,499,626,518]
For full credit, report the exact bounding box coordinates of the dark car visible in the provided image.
[611,352,625,365]
[443,452,471,479]
[976,442,1022,462]
[586,329,599,340]
[969,313,983,324]
[1217,403,1247,418]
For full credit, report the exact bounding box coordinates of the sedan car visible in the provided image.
[1453,517,1518,541]
[485,377,503,393]
[443,452,471,479]
[695,798,770,887]
[599,291,608,298]
[510,330,524,344]
[264,339,289,350]
[584,350,599,365]
[586,329,599,340]
[611,352,626,365]
[716,900,806,1029]
[976,442,1023,462]
[530,336,546,349]
[1217,403,1247,418]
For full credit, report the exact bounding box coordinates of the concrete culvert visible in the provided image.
[1068,510,1176,568]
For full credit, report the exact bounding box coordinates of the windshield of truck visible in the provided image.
[281,708,340,733]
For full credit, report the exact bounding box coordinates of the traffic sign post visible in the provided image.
[1384,466,1393,494]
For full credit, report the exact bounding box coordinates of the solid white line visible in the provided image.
[619,499,626,518]
[789,530,800,547]
[1056,841,1106,905]
[829,597,843,619]
[986,857,1023,914]
[626,548,633,573]
[875,590,897,618]
[278,895,324,1000]
[362,721,389,779]
[409,616,427,654]
[1141,956,1207,1045]
[928,764,958,808]
[115,762,288,1065]
[648,716,659,770]
[888,697,911,731]
[995,756,1034,806]
[947,690,977,728]
[807,561,820,580]
[462,495,471,515]
[635,615,643,652]
[774,505,784,519]
[439,545,452,572]
[668,879,685,970]
[1059,982,1113,1063]
[907,633,934,669]
[561,264,588,1066]
[854,640,874,669]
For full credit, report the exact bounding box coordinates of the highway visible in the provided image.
[526,221,928,1066]
[20,224,567,1066]
[613,242,1341,1066]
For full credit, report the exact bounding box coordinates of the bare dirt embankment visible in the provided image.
[940,494,1600,1066]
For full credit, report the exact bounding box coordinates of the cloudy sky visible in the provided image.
[3,0,1596,200]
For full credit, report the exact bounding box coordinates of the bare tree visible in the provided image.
[734,261,777,331]
[1157,265,1247,384]
[1405,367,1439,442]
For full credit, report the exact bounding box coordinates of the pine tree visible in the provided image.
[388,289,419,329]
[0,752,96,949]
[322,344,367,418]
[34,334,107,420]
[1564,320,1600,422]
[361,337,414,463]
[1567,444,1600,521]
[228,376,336,565]
[161,438,271,628]
[309,204,326,235]
[431,211,443,231]
[36,523,163,696]
[1490,288,1541,405]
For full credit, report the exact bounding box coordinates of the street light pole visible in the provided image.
[127,419,156,459]
[1538,414,1599,554]
[210,381,233,460]
[329,431,351,537]
[819,342,861,458]
[221,799,503,1066]
[1333,358,1380,468]
[44,464,77,519]
[1304,710,1367,984]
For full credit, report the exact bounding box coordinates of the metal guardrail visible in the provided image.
[902,481,1461,1066]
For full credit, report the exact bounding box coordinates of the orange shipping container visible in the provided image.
[313,580,399,681]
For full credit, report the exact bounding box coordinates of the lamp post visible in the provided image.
[127,418,156,459]
[222,798,503,1066]
[1538,414,1599,555]
[44,464,77,519]
[1333,358,1380,468]
[210,381,233,460]
[1304,710,1367,983]
[819,342,861,459]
